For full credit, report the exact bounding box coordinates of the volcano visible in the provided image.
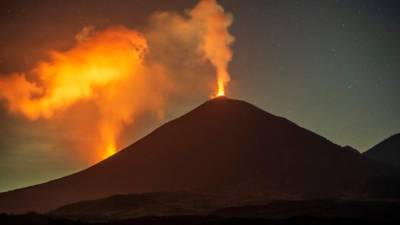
[0,97,397,213]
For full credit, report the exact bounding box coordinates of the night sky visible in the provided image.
[0,0,399,192]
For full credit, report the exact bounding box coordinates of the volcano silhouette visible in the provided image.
[0,97,396,213]
[364,134,400,168]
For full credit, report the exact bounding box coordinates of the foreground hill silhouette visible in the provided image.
[50,192,400,221]
[0,97,397,213]
[364,134,400,168]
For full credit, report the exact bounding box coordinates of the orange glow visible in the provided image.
[216,79,225,97]
[102,143,117,159]
[0,26,153,160]
[0,0,234,162]
[1,26,147,120]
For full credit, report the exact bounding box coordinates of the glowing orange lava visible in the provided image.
[216,79,225,97]
[102,143,117,159]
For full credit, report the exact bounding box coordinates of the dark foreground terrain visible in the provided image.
[2,199,400,225]
[2,215,400,225]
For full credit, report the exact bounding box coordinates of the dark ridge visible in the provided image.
[364,133,400,167]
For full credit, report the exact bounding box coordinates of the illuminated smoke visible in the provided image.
[0,0,234,161]
[191,0,234,96]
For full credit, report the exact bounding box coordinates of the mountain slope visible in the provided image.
[0,97,392,213]
[364,134,400,167]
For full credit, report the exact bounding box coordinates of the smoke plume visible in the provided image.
[0,0,234,161]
